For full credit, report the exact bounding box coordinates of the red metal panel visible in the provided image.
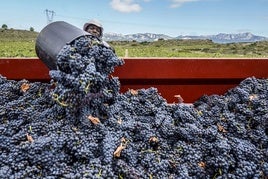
[113,58,268,79]
[1,57,268,103]
[120,83,238,103]
[0,58,50,81]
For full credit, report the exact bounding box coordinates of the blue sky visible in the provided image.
[1,0,268,37]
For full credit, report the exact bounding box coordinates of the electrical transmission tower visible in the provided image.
[45,9,55,24]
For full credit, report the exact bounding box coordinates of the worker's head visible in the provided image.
[83,19,103,38]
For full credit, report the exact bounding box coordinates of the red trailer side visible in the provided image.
[1,57,268,103]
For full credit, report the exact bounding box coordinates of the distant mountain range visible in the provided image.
[103,32,268,43]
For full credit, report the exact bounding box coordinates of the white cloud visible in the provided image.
[170,0,200,8]
[110,0,142,13]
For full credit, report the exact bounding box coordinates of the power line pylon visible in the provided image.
[45,9,55,24]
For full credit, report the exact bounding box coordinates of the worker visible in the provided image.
[83,19,103,39]
[83,19,114,52]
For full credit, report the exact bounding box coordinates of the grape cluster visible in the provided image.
[0,35,267,178]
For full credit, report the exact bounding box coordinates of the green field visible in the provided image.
[111,40,268,58]
[0,29,38,57]
[1,28,268,58]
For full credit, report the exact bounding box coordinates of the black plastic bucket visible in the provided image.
[35,21,91,70]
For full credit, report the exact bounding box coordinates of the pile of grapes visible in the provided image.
[0,35,267,178]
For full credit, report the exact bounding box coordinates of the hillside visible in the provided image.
[0,29,268,58]
[0,28,38,41]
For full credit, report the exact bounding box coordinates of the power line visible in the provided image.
[45,9,55,24]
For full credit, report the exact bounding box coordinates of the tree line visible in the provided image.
[1,24,34,32]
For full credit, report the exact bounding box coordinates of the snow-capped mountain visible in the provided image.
[103,32,172,42]
[176,32,268,43]
[103,32,268,43]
